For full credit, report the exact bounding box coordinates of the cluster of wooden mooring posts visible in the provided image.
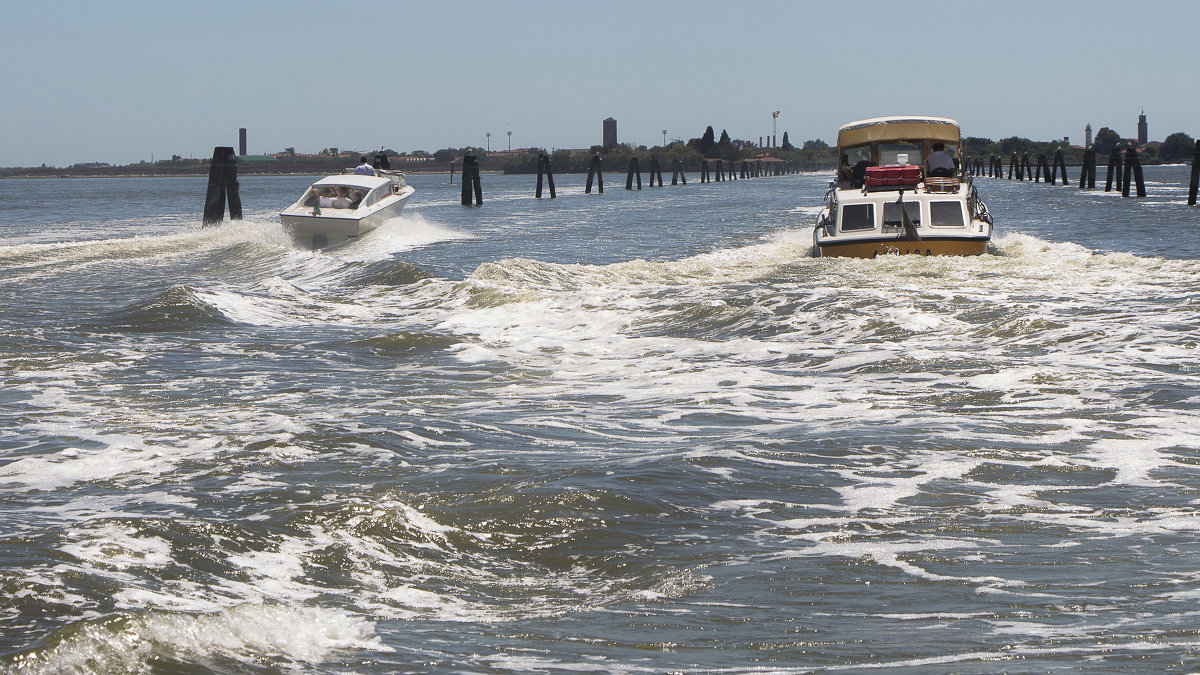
[457,153,802,206]
[202,146,243,224]
[962,140,1200,205]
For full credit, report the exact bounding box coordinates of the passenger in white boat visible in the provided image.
[317,188,337,209]
[333,187,354,209]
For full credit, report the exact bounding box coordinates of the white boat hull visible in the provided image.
[279,171,415,249]
[281,187,413,248]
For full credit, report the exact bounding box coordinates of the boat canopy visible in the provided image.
[309,175,392,190]
[837,116,961,153]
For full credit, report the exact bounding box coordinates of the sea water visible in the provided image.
[2,167,1200,673]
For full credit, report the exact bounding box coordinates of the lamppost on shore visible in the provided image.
[662,129,667,147]
[507,130,512,152]
[772,111,780,148]
[486,132,491,152]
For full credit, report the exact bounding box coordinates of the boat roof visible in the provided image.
[837,116,961,149]
[309,175,392,190]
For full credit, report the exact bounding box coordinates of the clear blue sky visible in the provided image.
[3,0,1195,167]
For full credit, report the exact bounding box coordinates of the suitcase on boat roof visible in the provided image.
[864,164,921,188]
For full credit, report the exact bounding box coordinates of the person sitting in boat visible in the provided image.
[333,187,354,209]
[850,159,874,189]
[927,143,956,177]
[317,187,337,209]
[354,156,376,176]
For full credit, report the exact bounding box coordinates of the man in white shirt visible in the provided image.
[354,156,376,175]
[927,143,956,177]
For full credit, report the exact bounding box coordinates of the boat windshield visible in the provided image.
[302,185,366,209]
[842,144,872,167]
[879,142,922,166]
[839,141,960,169]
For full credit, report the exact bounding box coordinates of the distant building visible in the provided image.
[603,117,617,148]
[1138,110,1148,145]
[239,128,247,156]
[1085,123,1093,149]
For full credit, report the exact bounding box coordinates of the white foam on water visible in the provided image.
[329,212,473,262]
[58,523,173,571]
[4,603,388,674]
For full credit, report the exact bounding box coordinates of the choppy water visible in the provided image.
[2,166,1200,673]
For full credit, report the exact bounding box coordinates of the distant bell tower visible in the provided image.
[602,117,617,149]
[1137,110,1148,145]
[239,128,247,156]
[1085,123,1093,149]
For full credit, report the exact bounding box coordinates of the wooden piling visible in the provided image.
[626,157,642,190]
[701,160,709,183]
[585,154,603,194]
[202,146,241,225]
[1051,150,1068,186]
[649,158,664,187]
[1105,148,1121,192]
[535,152,556,199]
[1189,141,1200,206]
[461,153,482,206]
[671,159,685,186]
[1079,149,1096,189]
[1122,147,1146,197]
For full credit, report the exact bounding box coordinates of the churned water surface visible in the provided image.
[2,167,1200,673]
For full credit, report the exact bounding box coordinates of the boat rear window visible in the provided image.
[839,204,874,231]
[930,201,965,227]
[883,202,921,228]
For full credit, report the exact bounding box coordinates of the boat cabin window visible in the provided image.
[883,202,921,230]
[878,142,922,166]
[842,144,873,167]
[929,201,966,227]
[839,203,875,231]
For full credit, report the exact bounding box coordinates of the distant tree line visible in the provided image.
[481,125,840,174]
[962,128,1197,165]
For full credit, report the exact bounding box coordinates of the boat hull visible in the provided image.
[815,236,989,258]
[281,187,413,249]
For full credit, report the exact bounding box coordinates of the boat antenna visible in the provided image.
[897,190,921,242]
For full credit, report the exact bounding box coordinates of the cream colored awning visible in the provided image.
[837,116,961,150]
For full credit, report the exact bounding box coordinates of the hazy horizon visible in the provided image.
[4,0,1195,168]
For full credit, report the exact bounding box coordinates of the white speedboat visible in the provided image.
[279,170,415,249]
[814,116,992,258]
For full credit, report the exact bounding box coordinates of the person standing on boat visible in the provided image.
[927,143,956,177]
[354,156,376,176]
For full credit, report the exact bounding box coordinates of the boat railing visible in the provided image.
[924,176,960,194]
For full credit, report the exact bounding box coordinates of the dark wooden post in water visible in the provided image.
[626,157,642,190]
[535,152,556,199]
[671,159,686,185]
[202,146,242,225]
[1189,141,1200,206]
[1104,148,1121,192]
[585,154,604,194]
[1051,150,1068,185]
[700,160,709,183]
[1079,149,1096,189]
[449,161,454,184]
[461,153,482,206]
[1122,147,1146,197]
[1008,154,1017,179]
[648,158,664,187]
